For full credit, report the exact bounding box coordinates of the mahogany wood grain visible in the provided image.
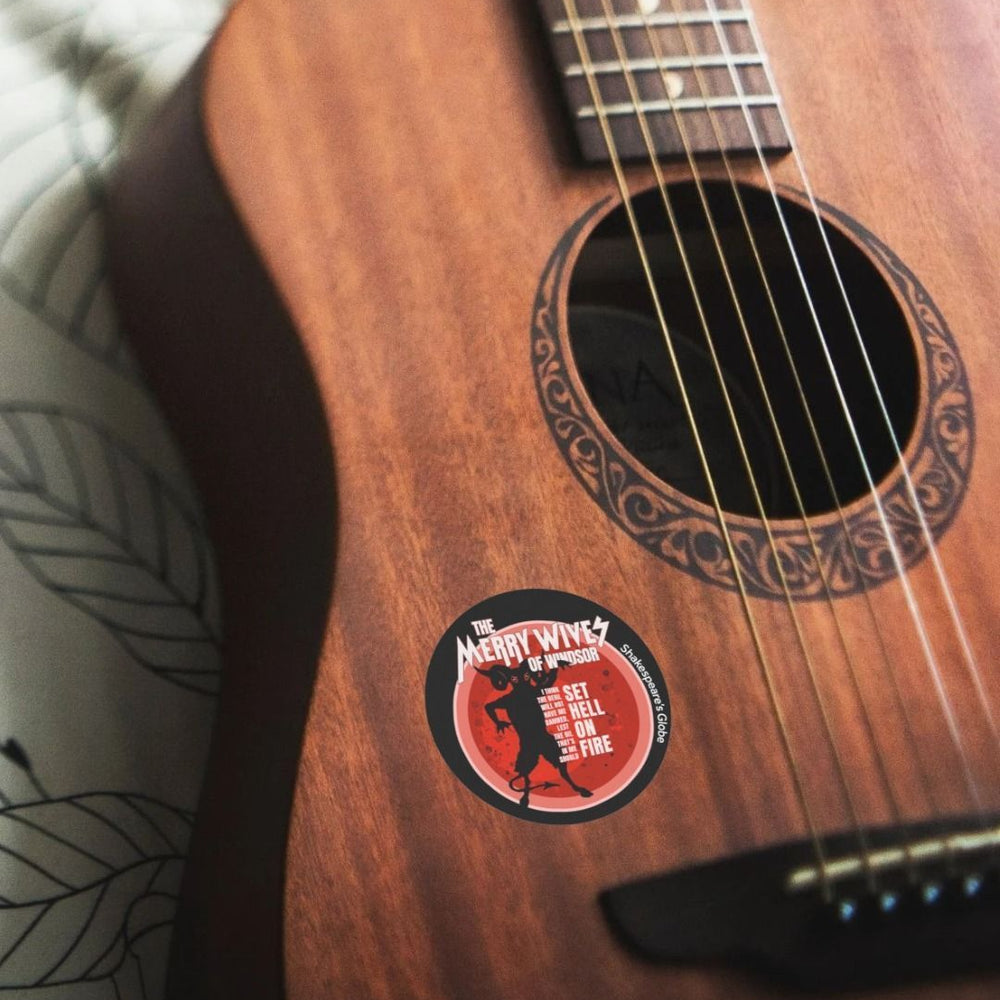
[108,1,1000,997]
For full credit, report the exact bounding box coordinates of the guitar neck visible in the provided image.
[538,0,790,160]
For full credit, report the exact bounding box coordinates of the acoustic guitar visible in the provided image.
[107,0,1000,997]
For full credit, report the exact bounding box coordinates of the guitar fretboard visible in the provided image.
[539,0,790,162]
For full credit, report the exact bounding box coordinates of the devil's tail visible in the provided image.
[509,775,558,795]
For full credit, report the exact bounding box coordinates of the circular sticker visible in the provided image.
[426,589,670,824]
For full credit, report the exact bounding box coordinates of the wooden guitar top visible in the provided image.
[108,1,1000,997]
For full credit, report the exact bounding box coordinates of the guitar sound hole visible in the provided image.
[567,181,919,519]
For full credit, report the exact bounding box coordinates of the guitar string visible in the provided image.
[642,0,936,877]
[559,0,833,896]
[706,0,994,817]
[593,0,882,889]
[739,3,1000,757]
[683,0,992,876]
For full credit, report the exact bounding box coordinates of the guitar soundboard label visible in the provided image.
[425,589,669,824]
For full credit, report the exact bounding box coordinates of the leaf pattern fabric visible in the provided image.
[0,0,227,996]
[0,794,190,990]
[0,406,221,695]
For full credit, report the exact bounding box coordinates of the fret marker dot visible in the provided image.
[664,72,684,99]
[639,0,660,12]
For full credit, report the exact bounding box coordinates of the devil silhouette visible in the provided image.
[478,659,593,808]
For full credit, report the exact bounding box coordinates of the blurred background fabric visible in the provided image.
[0,0,227,995]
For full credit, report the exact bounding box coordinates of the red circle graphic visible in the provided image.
[453,620,654,813]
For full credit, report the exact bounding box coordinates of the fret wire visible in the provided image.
[552,10,748,32]
[564,53,763,76]
[577,94,777,118]
[542,0,788,160]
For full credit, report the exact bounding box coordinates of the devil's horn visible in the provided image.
[476,664,510,677]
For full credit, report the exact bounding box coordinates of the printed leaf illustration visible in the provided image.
[0,792,191,992]
[0,0,222,372]
[0,405,222,694]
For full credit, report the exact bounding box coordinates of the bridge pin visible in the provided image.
[922,882,942,905]
[963,874,983,898]
[879,891,899,913]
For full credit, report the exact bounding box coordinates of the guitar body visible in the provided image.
[108,1,1000,997]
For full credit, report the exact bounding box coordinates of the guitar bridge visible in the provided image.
[601,816,1000,991]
